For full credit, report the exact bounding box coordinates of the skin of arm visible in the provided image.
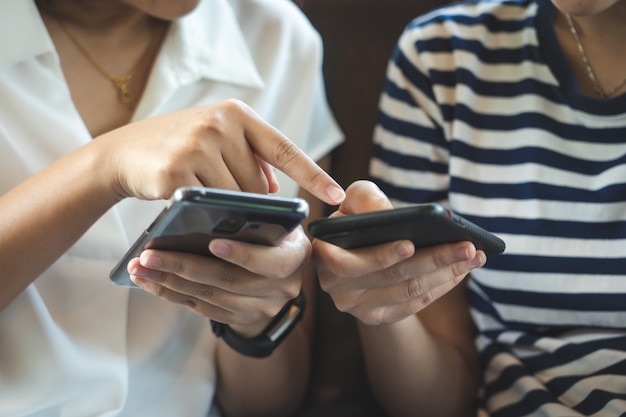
[314,180,483,417]
[212,262,316,417]
[212,155,331,417]
[0,139,118,312]
[0,105,344,313]
[7,4,343,415]
[357,281,479,417]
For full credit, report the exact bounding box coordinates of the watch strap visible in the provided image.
[211,289,306,358]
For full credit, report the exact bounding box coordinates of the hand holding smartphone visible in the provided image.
[307,203,505,255]
[110,186,309,287]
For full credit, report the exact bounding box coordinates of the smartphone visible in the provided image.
[307,203,505,255]
[110,186,309,287]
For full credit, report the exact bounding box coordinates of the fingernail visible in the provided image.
[455,243,471,261]
[131,276,146,289]
[129,266,149,277]
[210,240,231,257]
[394,241,414,257]
[326,185,345,204]
[470,252,486,268]
[140,253,161,268]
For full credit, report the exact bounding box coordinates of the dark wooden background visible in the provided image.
[292,2,450,416]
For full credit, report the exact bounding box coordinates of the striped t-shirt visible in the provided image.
[369,1,626,416]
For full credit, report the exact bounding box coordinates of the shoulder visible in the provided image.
[392,0,540,74]
[409,0,536,26]
[399,0,537,48]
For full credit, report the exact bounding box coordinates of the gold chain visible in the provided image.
[57,20,146,107]
[565,14,626,99]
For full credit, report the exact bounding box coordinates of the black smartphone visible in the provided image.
[110,186,309,287]
[307,203,505,255]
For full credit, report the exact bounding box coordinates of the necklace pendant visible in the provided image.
[594,86,606,99]
[56,20,143,107]
[112,75,134,106]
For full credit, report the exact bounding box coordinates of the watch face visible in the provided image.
[210,290,305,358]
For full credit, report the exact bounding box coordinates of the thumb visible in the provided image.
[335,180,394,217]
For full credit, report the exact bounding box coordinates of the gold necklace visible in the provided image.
[565,13,626,99]
[57,20,149,108]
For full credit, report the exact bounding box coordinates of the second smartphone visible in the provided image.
[307,203,505,256]
[110,186,309,287]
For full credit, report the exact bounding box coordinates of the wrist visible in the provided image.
[211,290,306,358]
[83,138,127,205]
[228,317,274,339]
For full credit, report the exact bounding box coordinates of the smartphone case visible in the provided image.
[308,203,505,255]
[110,186,309,287]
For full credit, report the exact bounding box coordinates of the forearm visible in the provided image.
[215,169,327,416]
[215,323,311,417]
[0,140,119,311]
[357,315,478,417]
[215,269,314,417]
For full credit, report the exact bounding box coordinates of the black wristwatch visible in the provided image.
[210,290,306,358]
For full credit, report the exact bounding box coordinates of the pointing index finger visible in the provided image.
[270,137,345,205]
[242,104,345,205]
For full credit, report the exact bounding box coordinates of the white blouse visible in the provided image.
[0,0,343,416]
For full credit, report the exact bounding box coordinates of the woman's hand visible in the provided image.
[94,99,345,205]
[126,225,311,334]
[313,180,485,326]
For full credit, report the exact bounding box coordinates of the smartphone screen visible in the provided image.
[109,186,309,287]
[308,203,505,255]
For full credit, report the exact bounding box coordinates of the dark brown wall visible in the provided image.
[293,2,451,416]
[300,0,448,189]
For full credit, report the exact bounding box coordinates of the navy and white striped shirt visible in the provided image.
[370,1,626,416]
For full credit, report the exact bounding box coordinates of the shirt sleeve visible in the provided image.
[369,22,451,208]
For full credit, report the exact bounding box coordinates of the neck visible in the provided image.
[35,0,170,131]
[555,2,626,98]
[36,0,169,77]
[36,0,156,35]
[568,7,626,48]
